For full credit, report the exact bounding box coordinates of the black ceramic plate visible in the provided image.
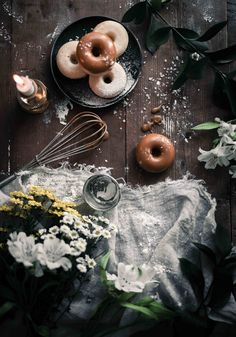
[50,16,142,109]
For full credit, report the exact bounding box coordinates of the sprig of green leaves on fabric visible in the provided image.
[122,0,236,116]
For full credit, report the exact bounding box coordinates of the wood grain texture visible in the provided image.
[0,1,236,335]
[227,0,236,242]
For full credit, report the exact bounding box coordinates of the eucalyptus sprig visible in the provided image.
[122,0,236,115]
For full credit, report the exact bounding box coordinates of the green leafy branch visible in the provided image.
[122,0,236,115]
[179,225,236,322]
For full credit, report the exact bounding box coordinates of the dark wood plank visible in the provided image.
[227,0,236,242]
[126,0,231,234]
[0,1,13,180]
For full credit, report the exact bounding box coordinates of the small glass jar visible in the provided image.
[82,174,121,211]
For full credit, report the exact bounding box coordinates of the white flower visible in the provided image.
[229,165,236,178]
[198,143,231,169]
[60,224,71,236]
[77,264,87,273]
[85,255,96,269]
[38,229,47,236]
[76,257,86,265]
[220,135,236,160]
[69,230,79,239]
[70,247,81,256]
[102,229,111,239]
[37,238,72,271]
[98,216,110,225]
[7,232,39,268]
[49,226,59,235]
[71,238,87,252]
[61,212,78,225]
[215,118,236,137]
[92,225,103,238]
[106,263,156,293]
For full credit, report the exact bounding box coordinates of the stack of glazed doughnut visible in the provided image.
[56,20,129,99]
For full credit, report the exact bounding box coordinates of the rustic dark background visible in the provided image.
[0,0,236,335]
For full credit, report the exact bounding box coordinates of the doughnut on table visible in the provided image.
[0,1,235,336]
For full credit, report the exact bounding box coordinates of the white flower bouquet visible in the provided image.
[193,118,236,176]
[0,186,116,336]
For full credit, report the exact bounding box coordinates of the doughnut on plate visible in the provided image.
[50,16,142,109]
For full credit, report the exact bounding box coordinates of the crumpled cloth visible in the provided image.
[1,164,235,333]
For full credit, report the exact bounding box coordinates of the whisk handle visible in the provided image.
[0,173,17,189]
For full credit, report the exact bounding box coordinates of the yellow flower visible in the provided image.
[0,227,8,232]
[54,198,77,208]
[0,205,13,212]
[48,209,64,217]
[10,191,34,200]
[66,207,80,217]
[28,200,42,208]
[28,186,56,200]
[10,198,23,206]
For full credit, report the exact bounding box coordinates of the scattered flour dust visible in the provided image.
[2,1,23,23]
[140,52,201,142]
[0,22,15,46]
[55,99,73,125]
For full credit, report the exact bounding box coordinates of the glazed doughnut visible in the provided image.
[94,20,129,57]
[89,62,127,98]
[136,134,175,173]
[56,41,87,79]
[76,32,116,75]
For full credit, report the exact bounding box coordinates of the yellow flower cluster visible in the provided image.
[0,186,80,219]
[28,186,56,201]
[0,205,13,212]
[49,200,80,217]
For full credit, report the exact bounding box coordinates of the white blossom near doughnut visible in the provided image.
[56,41,87,79]
[89,62,127,98]
[94,20,129,57]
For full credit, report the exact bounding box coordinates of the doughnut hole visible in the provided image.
[92,46,101,57]
[103,74,114,84]
[151,147,162,157]
[70,54,78,64]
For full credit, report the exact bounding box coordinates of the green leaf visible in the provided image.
[172,57,190,90]
[215,224,232,258]
[148,0,162,11]
[193,242,216,264]
[34,325,51,337]
[122,1,147,24]
[213,72,236,116]
[179,258,204,298]
[146,14,171,53]
[172,56,207,90]
[148,302,175,319]
[206,44,236,64]
[99,251,111,270]
[208,267,233,309]
[117,292,135,303]
[173,31,208,52]
[192,122,220,130]
[120,302,157,320]
[175,28,199,39]
[135,297,154,306]
[197,21,227,42]
[0,301,15,318]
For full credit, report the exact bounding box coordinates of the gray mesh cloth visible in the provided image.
[1,164,236,336]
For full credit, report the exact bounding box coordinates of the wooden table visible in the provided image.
[0,1,236,335]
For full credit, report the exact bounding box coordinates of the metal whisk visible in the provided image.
[0,112,107,189]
